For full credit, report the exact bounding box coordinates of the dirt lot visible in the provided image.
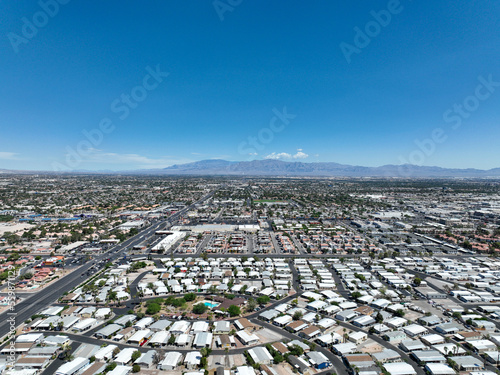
[359,339,383,353]
[255,327,284,343]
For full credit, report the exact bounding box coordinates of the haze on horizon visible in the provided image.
[2,1,500,172]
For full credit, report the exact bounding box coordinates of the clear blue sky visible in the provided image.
[2,1,500,171]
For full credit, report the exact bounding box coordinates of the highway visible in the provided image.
[3,189,216,340]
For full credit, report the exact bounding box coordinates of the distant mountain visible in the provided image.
[2,160,500,178]
[133,159,500,178]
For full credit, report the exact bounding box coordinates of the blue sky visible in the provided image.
[2,1,500,171]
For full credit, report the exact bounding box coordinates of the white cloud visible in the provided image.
[0,152,19,160]
[293,151,309,159]
[248,152,258,156]
[265,152,292,160]
[72,149,191,169]
[265,149,309,160]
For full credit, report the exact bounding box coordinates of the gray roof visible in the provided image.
[307,351,329,365]
[411,350,446,363]
[26,346,58,357]
[288,355,309,372]
[259,309,279,320]
[372,349,401,362]
[135,350,157,367]
[95,323,122,338]
[114,314,137,326]
[149,320,172,331]
[449,355,483,369]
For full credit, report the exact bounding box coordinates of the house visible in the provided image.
[95,324,122,339]
[158,351,183,371]
[114,348,136,365]
[175,334,191,347]
[273,315,293,327]
[94,345,118,362]
[55,357,89,375]
[306,351,331,369]
[271,342,289,354]
[134,350,158,369]
[453,331,481,342]
[424,363,456,375]
[214,321,231,334]
[184,351,202,369]
[400,339,427,352]
[355,305,374,316]
[419,315,441,327]
[383,362,417,375]
[449,355,483,371]
[248,347,273,365]
[216,334,235,349]
[299,325,321,340]
[352,315,376,328]
[344,353,375,369]
[236,330,259,345]
[336,309,358,322]
[133,317,154,330]
[372,349,401,363]
[286,320,308,333]
[421,334,445,346]
[128,329,152,345]
[149,331,170,347]
[316,333,342,347]
[72,318,96,332]
[43,335,70,347]
[410,350,446,364]
[287,355,310,374]
[236,366,256,375]
[149,320,172,332]
[234,318,253,331]
[384,331,407,344]
[348,331,367,344]
[467,340,497,353]
[332,342,357,355]
[403,324,428,337]
[14,357,50,371]
[193,332,213,348]
[435,322,461,335]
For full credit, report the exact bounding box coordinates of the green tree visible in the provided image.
[131,350,141,362]
[247,297,257,312]
[146,302,161,315]
[192,303,209,314]
[257,295,270,305]
[227,305,241,317]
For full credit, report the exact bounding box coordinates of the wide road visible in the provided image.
[3,190,216,340]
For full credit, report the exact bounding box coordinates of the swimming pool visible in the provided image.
[203,302,219,309]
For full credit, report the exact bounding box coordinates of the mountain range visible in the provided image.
[142,159,500,178]
[3,160,500,178]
